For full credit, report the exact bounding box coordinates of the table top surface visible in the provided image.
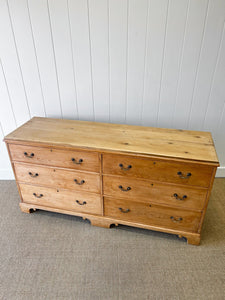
[4,117,219,165]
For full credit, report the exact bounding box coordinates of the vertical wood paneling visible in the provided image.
[1,0,225,177]
[28,0,62,118]
[68,0,94,121]
[48,0,78,119]
[215,105,225,169]
[126,0,148,125]
[172,0,209,129]
[88,0,110,122]
[142,0,169,127]
[0,123,14,179]
[203,25,225,135]
[0,58,15,179]
[7,0,46,118]
[188,0,225,130]
[0,0,30,126]
[0,60,17,134]
[108,0,127,124]
[157,0,189,128]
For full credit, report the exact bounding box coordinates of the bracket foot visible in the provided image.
[89,217,113,228]
[19,203,36,214]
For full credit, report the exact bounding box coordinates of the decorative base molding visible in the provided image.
[19,202,201,245]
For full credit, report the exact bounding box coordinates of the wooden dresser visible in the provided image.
[4,117,219,245]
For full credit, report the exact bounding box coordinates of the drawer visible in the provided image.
[104,197,201,232]
[103,154,213,187]
[20,183,102,215]
[14,163,100,193]
[103,175,207,210]
[9,144,100,172]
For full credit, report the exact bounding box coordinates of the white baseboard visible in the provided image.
[0,167,224,180]
[215,167,225,177]
[0,169,15,180]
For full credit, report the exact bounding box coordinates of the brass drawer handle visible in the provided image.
[76,200,87,205]
[33,193,43,198]
[119,185,131,192]
[177,171,191,179]
[29,172,39,178]
[170,216,183,223]
[71,158,83,164]
[119,163,132,171]
[173,193,187,201]
[24,152,34,158]
[119,207,130,213]
[74,179,85,185]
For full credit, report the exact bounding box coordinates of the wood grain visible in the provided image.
[104,197,201,233]
[4,117,219,245]
[103,175,207,211]
[4,117,219,163]
[103,153,214,187]
[9,143,100,172]
[14,162,100,193]
[20,183,102,215]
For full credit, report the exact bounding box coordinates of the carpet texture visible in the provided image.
[0,179,225,300]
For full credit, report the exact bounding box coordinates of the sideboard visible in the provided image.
[4,117,219,245]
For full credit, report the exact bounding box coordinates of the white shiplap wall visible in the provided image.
[0,0,225,179]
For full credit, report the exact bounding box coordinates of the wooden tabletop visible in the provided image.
[4,117,219,164]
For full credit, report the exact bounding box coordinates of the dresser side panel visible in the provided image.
[197,166,217,233]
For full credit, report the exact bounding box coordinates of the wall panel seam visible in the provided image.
[0,122,5,136]
[26,0,47,117]
[87,0,95,121]
[6,0,31,119]
[172,0,190,127]
[203,21,225,129]
[108,0,111,122]
[156,0,170,127]
[66,0,79,120]
[187,0,210,129]
[0,59,17,127]
[141,0,150,126]
[124,0,129,123]
[46,0,63,119]
[218,95,225,129]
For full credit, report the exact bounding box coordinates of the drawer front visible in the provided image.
[103,175,207,210]
[104,197,201,232]
[9,144,100,172]
[20,183,102,215]
[103,154,213,187]
[15,163,100,193]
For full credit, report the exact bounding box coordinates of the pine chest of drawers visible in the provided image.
[4,117,219,245]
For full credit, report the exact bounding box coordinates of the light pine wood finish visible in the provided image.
[4,117,219,245]
[103,154,214,188]
[19,183,102,215]
[9,143,100,172]
[14,162,100,193]
[18,202,201,245]
[104,197,201,233]
[103,175,207,211]
[5,117,219,163]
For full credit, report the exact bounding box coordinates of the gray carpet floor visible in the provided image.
[0,179,225,300]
